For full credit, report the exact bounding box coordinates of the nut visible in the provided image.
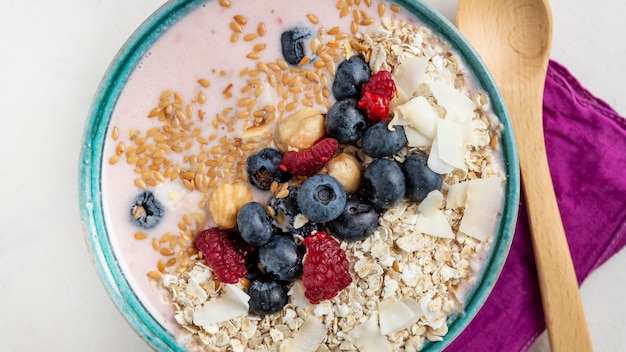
[324,153,362,193]
[207,182,253,229]
[276,108,325,152]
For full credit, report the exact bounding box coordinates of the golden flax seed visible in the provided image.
[378,3,386,16]
[218,0,230,7]
[390,4,401,12]
[246,52,261,60]
[306,14,319,24]
[233,15,247,25]
[253,43,267,52]
[229,21,243,33]
[340,6,351,18]
[336,0,345,9]
[148,271,162,280]
[244,33,257,41]
[257,22,266,36]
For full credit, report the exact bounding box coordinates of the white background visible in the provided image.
[1,0,624,351]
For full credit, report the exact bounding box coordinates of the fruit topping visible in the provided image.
[276,108,326,152]
[297,174,347,223]
[195,228,254,284]
[247,279,289,315]
[361,122,407,158]
[357,70,396,123]
[130,190,164,229]
[362,158,405,209]
[237,202,274,246]
[258,234,303,282]
[324,98,367,144]
[301,232,352,304]
[208,182,254,229]
[280,27,313,66]
[278,138,338,176]
[331,55,371,100]
[246,148,292,190]
[327,196,379,242]
[401,153,443,202]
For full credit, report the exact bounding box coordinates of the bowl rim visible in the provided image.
[79,0,520,351]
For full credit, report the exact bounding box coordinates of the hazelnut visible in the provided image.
[207,182,253,229]
[324,153,362,194]
[276,108,325,152]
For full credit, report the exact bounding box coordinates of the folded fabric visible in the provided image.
[446,60,626,351]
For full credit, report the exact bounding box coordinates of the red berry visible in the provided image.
[278,138,338,176]
[195,228,254,284]
[358,70,396,123]
[357,91,390,123]
[362,70,395,101]
[301,231,352,304]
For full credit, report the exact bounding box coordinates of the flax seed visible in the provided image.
[253,43,267,52]
[306,13,319,24]
[246,52,261,60]
[229,21,243,33]
[233,14,247,25]
[257,22,266,36]
[340,6,351,18]
[378,2,386,16]
[244,33,257,41]
[148,271,162,280]
[218,0,230,7]
[390,4,401,12]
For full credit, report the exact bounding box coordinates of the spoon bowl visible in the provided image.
[457,0,593,350]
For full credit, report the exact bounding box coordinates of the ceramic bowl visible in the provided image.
[80,0,520,350]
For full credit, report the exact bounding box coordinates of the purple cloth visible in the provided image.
[447,60,626,351]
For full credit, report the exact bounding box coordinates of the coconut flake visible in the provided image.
[192,284,249,328]
[436,118,466,171]
[284,317,327,352]
[427,136,455,174]
[459,177,504,241]
[287,281,311,309]
[446,182,469,209]
[429,80,476,122]
[415,210,455,239]
[378,297,423,335]
[347,319,392,352]
[393,56,428,104]
[388,112,432,147]
[395,96,439,140]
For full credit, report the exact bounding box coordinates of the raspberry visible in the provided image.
[362,70,395,101]
[195,227,254,284]
[278,138,338,176]
[301,231,352,304]
[358,70,396,123]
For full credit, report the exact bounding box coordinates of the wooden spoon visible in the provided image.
[456,0,593,350]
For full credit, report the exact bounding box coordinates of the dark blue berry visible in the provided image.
[280,27,313,65]
[297,174,347,223]
[402,153,443,202]
[325,98,367,144]
[246,148,291,190]
[247,279,289,315]
[362,159,405,209]
[332,55,371,100]
[245,251,264,283]
[259,235,303,282]
[237,202,273,246]
[361,122,407,158]
[130,191,164,229]
[327,196,379,242]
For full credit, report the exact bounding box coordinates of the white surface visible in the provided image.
[0,0,624,351]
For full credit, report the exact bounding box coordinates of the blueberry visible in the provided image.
[280,27,313,65]
[297,174,347,223]
[237,202,273,246]
[259,235,303,282]
[130,191,164,229]
[362,159,405,209]
[247,279,289,315]
[402,153,443,202]
[245,251,264,283]
[246,148,291,190]
[327,196,379,242]
[361,122,407,158]
[325,98,367,144]
[332,55,371,100]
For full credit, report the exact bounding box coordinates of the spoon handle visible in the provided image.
[517,115,594,351]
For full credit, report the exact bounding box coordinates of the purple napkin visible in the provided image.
[447,60,626,351]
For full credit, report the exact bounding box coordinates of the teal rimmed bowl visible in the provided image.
[79,0,520,350]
